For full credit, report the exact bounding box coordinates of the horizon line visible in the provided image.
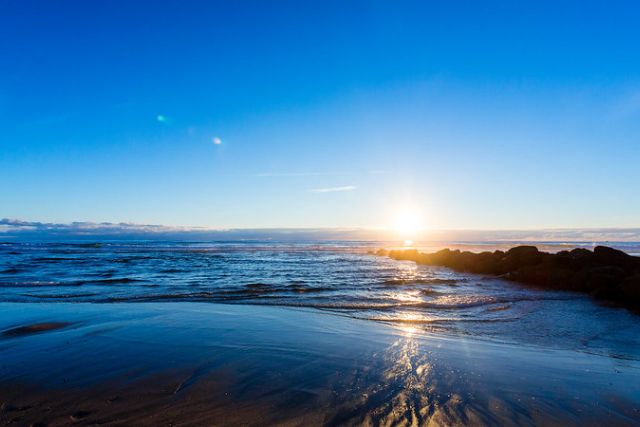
[2,217,640,232]
[2,218,640,242]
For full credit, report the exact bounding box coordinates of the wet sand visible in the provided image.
[1,302,639,426]
[2,321,72,337]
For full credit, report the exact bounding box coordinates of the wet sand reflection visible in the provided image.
[324,327,609,426]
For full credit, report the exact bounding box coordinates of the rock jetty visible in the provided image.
[378,246,640,310]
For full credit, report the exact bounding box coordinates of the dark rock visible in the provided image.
[620,274,640,302]
[70,410,91,421]
[569,248,595,269]
[384,245,640,312]
[506,245,540,258]
[593,246,638,271]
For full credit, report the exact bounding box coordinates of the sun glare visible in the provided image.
[392,210,426,238]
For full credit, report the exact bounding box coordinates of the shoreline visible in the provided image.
[379,245,640,311]
[1,302,639,426]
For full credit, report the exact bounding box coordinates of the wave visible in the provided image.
[0,278,144,288]
[21,293,99,299]
[362,316,517,324]
[58,293,558,311]
[0,281,83,288]
[82,278,144,285]
[381,278,459,285]
[0,268,23,274]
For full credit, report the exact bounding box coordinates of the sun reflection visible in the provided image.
[397,261,419,277]
[391,290,423,303]
[328,314,510,425]
[397,323,419,337]
[364,333,432,424]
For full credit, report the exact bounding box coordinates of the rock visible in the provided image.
[569,248,595,269]
[593,246,638,271]
[506,245,540,258]
[377,245,640,311]
[70,410,91,421]
[620,274,640,303]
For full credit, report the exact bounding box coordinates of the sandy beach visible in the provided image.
[2,301,639,426]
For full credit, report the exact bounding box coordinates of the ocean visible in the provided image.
[1,240,640,425]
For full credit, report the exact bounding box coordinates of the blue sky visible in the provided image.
[1,0,639,230]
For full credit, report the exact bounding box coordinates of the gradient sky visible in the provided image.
[1,0,639,230]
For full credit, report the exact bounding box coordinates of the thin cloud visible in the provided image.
[309,185,358,193]
[255,172,348,177]
[2,219,640,243]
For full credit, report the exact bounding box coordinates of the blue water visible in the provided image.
[1,240,640,361]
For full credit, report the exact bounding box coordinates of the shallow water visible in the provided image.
[0,242,640,359]
[1,241,639,359]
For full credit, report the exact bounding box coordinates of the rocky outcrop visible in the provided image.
[380,246,640,310]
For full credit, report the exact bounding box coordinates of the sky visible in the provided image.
[1,0,639,232]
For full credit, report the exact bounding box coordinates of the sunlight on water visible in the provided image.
[0,241,639,360]
[390,290,424,303]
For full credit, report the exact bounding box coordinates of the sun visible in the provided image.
[392,210,426,238]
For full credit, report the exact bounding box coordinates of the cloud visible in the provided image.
[212,136,222,145]
[0,218,372,241]
[255,172,347,177]
[309,185,358,193]
[255,171,388,178]
[1,218,640,244]
[0,218,184,235]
